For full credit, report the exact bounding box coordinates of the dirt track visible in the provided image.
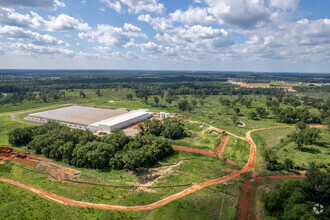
[0,93,8,102]
[217,135,230,159]
[0,125,325,211]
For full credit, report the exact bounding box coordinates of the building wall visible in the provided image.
[107,112,151,132]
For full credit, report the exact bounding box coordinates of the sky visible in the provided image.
[0,0,329,73]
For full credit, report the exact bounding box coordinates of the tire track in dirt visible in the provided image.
[0,125,325,211]
[217,135,230,159]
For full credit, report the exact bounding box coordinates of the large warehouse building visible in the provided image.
[27,106,152,133]
[88,109,150,133]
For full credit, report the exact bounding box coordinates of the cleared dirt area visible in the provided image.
[137,160,186,193]
[36,162,81,181]
[0,146,37,166]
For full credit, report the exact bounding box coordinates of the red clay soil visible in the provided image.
[213,135,226,154]
[237,177,252,220]
[172,145,214,156]
[36,162,80,181]
[217,135,230,159]
[0,125,324,211]
[7,156,37,167]
[225,159,237,165]
[238,172,306,220]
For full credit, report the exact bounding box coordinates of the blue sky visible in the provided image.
[0,0,329,72]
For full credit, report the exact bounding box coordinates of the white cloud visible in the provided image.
[0,8,90,31]
[121,0,165,14]
[155,25,234,55]
[101,0,165,14]
[170,7,215,24]
[45,14,90,31]
[140,42,177,56]
[270,0,300,11]
[100,0,122,13]
[79,23,146,47]
[138,14,173,33]
[0,0,65,11]
[11,42,74,55]
[0,25,67,46]
[205,0,270,28]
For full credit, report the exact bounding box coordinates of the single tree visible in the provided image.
[154,96,159,106]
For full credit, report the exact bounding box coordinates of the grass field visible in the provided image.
[0,116,34,145]
[0,172,241,220]
[222,137,250,168]
[251,127,329,176]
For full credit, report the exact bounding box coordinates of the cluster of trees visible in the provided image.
[8,89,66,105]
[274,107,321,124]
[289,123,321,149]
[262,148,297,171]
[261,122,324,171]
[138,118,186,140]
[262,167,329,219]
[8,121,173,170]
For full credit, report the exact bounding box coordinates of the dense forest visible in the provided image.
[7,119,186,170]
[262,167,330,219]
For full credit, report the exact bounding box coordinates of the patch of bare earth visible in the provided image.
[136,160,186,193]
[35,162,80,181]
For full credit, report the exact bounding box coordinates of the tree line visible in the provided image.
[8,121,177,170]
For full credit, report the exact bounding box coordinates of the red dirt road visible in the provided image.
[172,145,214,156]
[217,135,230,159]
[0,125,324,211]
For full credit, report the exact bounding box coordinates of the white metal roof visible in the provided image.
[89,110,150,127]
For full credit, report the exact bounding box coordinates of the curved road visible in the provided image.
[0,121,325,211]
[0,93,8,102]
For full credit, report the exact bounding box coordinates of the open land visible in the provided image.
[0,71,329,219]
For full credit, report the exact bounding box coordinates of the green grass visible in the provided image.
[0,169,241,220]
[0,116,33,145]
[0,149,237,205]
[170,132,221,151]
[222,137,250,168]
[251,127,329,176]
[145,181,241,220]
[0,179,145,220]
